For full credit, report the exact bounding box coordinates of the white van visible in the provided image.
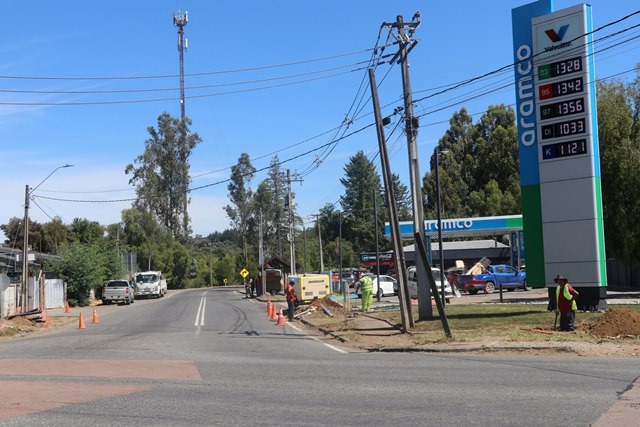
[406,266,452,301]
[134,271,167,299]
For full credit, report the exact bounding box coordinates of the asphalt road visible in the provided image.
[1,287,638,426]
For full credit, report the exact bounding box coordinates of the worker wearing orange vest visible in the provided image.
[555,274,579,331]
[285,278,298,320]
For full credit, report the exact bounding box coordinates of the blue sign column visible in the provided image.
[511,0,553,289]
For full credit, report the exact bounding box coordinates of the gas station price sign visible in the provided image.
[538,56,582,80]
[541,117,586,140]
[542,138,588,160]
[539,97,585,121]
[538,76,583,100]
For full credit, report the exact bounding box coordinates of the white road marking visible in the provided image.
[194,292,207,331]
[322,343,349,353]
[287,321,349,353]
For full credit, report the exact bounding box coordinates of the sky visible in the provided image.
[1,0,638,243]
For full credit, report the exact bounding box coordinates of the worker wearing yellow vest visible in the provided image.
[555,274,579,331]
[356,273,374,312]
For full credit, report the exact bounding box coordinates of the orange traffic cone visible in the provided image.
[78,312,86,329]
[270,302,277,319]
[276,308,286,326]
[91,308,100,324]
[266,300,272,317]
[64,301,71,313]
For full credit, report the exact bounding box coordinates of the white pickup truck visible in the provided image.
[102,279,135,305]
[134,271,167,299]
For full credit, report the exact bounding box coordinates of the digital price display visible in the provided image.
[540,117,586,140]
[538,77,583,100]
[538,56,583,80]
[539,97,584,121]
[542,139,588,160]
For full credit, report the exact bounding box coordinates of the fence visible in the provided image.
[606,259,640,290]
[0,274,65,318]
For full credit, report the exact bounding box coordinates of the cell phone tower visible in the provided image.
[173,10,188,120]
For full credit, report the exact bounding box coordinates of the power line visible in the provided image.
[29,10,640,211]
[33,122,376,204]
[0,58,385,95]
[0,45,391,81]
[0,65,380,106]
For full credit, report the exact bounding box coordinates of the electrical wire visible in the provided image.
[0,45,391,81]
[29,10,640,215]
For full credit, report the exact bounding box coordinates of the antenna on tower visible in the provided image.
[173,10,188,121]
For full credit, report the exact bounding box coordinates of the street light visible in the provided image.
[21,164,73,312]
[434,150,448,306]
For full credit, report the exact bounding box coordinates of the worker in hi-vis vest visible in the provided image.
[356,273,373,312]
[555,274,579,331]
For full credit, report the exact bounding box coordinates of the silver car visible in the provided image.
[406,266,453,300]
[356,274,397,298]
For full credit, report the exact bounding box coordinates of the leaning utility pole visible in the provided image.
[384,13,433,320]
[173,10,188,120]
[369,68,413,330]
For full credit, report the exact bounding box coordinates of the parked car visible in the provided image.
[446,266,466,291]
[406,266,453,301]
[134,271,167,299]
[356,274,396,298]
[458,264,528,294]
[340,269,368,292]
[102,279,135,305]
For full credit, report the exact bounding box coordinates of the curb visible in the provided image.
[298,317,350,343]
[365,344,575,353]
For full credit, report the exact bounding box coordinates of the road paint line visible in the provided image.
[286,322,350,353]
[194,291,206,330]
[323,343,349,353]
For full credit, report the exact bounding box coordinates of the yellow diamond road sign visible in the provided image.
[240,268,249,278]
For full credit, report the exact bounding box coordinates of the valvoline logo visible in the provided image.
[545,24,569,42]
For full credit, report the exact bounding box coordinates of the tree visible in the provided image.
[47,239,121,306]
[423,105,520,219]
[597,76,640,265]
[252,156,289,260]
[42,218,71,254]
[266,156,288,255]
[69,218,104,244]
[224,153,256,265]
[125,112,202,241]
[339,151,383,254]
[1,217,25,249]
[472,105,520,209]
[119,207,192,288]
[390,173,412,221]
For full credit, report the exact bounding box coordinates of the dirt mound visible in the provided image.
[0,316,39,337]
[585,308,640,338]
[298,295,352,318]
[307,295,344,309]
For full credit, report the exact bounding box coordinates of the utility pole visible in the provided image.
[258,209,264,295]
[313,214,324,272]
[173,10,188,121]
[21,185,29,313]
[383,13,433,320]
[368,68,413,330]
[284,169,303,274]
[21,164,73,313]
